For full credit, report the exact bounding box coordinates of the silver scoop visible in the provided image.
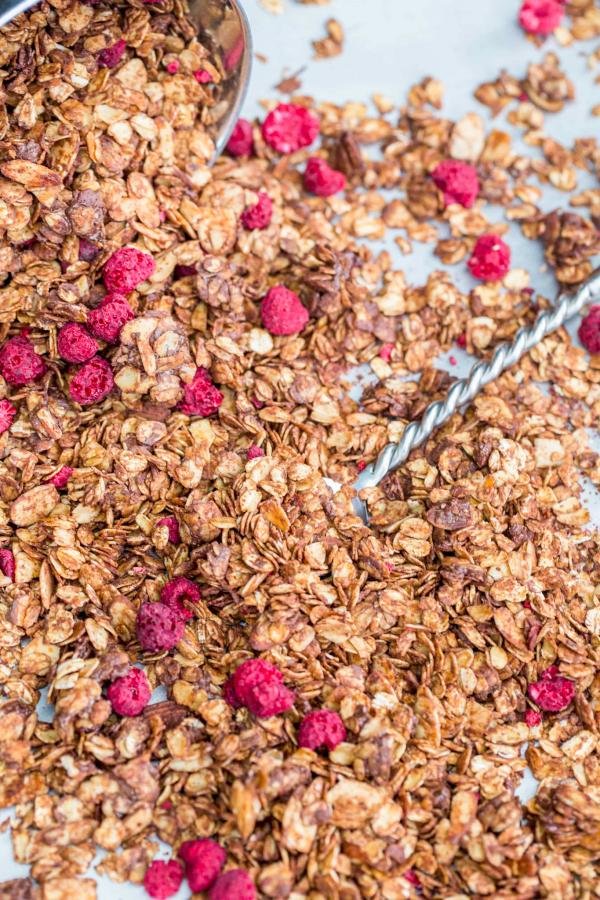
[0,0,252,160]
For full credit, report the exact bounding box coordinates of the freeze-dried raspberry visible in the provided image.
[431,159,479,208]
[261,285,309,336]
[69,356,114,406]
[241,192,273,230]
[193,69,213,83]
[107,667,152,717]
[174,264,197,278]
[179,839,226,892]
[97,38,126,68]
[48,466,73,489]
[143,860,183,900]
[57,323,98,363]
[297,709,346,752]
[157,516,180,544]
[226,118,254,157]
[137,601,185,652]
[578,306,600,354]
[262,103,320,154]
[527,666,575,712]
[519,0,563,35]
[0,399,17,435]
[467,234,511,281]
[88,296,134,344]
[379,343,393,362]
[165,59,180,74]
[160,576,199,621]
[303,157,346,197]
[456,332,467,349]
[404,870,421,887]
[179,368,223,417]
[247,445,265,460]
[0,335,47,386]
[524,708,542,727]
[225,658,295,718]
[103,247,156,293]
[78,238,100,261]
[209,869,256,900]
[0,549,15,582]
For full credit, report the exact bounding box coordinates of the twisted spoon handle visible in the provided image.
[355,269,600,493]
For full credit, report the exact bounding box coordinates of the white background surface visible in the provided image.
[2,0,599,894]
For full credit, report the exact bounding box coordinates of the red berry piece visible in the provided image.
[179,368,223,417]
[0,549,16,582]
[0,398,17,435]
[246,445,264,460]
[519,0,563,35]
[69,356,114,406]
[527,666,575,712]
[262,103,320,154]
[404,870,421,887]
[107,667,152,717]
[97,39,126,68]
[467,234,511,281]
[209,869,256,900]
[88,296,134,343]
[524,708,542,727]
[225,658,295,718]
[165,59,180,74]
[179,839,226,892]
[57,323,98,363]
[261,285,309,336]
[103,247,156,293]
[78,238,100,261]
[143,859,184,900]
[431,159,479,208]
[193,69,213,83]
[160,576,199,622]
[303,157,346,197]
[578,306,600,354]
[157,516,180,544]
[0,335,47,386]
[298,709,346,752]
[48,466,73,489]
[174,263,197,278]
[226,118,254,157]
[136,601,185,652]
[379,343,393,362]
[241,192,273,230]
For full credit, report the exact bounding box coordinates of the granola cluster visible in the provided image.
[1,1,600,899]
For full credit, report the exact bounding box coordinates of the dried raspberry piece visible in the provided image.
[97,38,126,68]
[431,159,479,208]
[193,69,213,83]
[103,247,156,293]
[69,356,114,406]
[467,234,511,281]
[179,839,226,892]
[527,666,575,712]
[0,399,17,435]
[209,869,256,900]
[88,296,134,344]
[241,192,273,230]
[578,306,600,354]
[404,870,421,887]
[303,157,346,197]
[107,667,152,717]
[137,601,185,652]
[226,118,254,157]
[179,368,223,417]
[297,709,346,752]
[57,323,98,363]
[0,335,47,386]
[379,343,393,362]
[143,860,184,900]
[157,516,180,544]
[246,445,265,460]
[357,460,367,472]
[226,658,295,718]
[262,103,319,154]
[165,59,180,74]
[48,466,73,489]
[78,238,100,261]
[524,708,542,727]
[261,285,309,336]
[0,549,16,582]
[456,332,467,349]
[519,0,563,35]
[160,576,199,621]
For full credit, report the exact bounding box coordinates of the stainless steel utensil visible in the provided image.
[0,0,252,161]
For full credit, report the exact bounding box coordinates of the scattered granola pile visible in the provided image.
[1,1,600,899]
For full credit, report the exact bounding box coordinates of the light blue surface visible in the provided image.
[1,0,598,894]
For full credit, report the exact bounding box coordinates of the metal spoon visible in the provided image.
[0,0,252,161]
